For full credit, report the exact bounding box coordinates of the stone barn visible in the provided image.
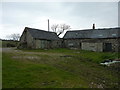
[63,27,120,52]
[19,27,61,49]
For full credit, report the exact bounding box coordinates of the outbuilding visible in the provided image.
[63,27,120,52]
[19,27,61,49]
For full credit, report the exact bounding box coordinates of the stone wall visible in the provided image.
[34,39,62,49]
[26,31,34,48]
[51,40,62,48]
[64,38,120,52]
[82,42,103,52]
[19,30,34,48]
[34,39,51,49]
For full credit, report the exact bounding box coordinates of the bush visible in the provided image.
[2,40,19,47]
[6,43,16,47]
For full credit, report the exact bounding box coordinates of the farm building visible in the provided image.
[19,27,61,49]
[63,27,120,52]
[19,26,120,52]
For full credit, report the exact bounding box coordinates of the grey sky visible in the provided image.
[1,1,118,38]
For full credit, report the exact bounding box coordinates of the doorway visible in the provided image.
[104,43,112,52]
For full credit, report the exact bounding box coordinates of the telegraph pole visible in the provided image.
[48,19,50,31]
[92,23,95,29]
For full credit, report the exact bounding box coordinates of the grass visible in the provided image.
[2,52,88,88]
[0,40,2,48]
[20,48,120,63]
[2,48,120,88]
[0,45,2,89]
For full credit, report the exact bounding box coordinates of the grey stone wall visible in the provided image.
[26,31,34,48]
[82,42,103,52]
[34,39,51,49]
[19,30,34,48]
[51,40,62,48]
[34,39,62,49]
[64,39,83,49]
[19,31,26,43]
[64,38,120,52]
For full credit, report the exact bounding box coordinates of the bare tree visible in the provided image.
[58,24,70,36]
[6,33,20,41]
[51,23,71,36]
[51,24,59,32]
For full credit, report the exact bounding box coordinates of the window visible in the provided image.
[112,34,116,36]
[98,35,103,37]
[68,43,74,47]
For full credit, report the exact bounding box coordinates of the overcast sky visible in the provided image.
[1,1,118,39]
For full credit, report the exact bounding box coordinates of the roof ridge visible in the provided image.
[67,27,120,32]
[25,27,55,33]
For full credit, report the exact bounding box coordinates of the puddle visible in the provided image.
[100,59,120,66]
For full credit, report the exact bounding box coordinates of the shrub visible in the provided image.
[6,43,16,47]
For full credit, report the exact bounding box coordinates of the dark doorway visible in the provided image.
[79,43,81,49]
[104,43,112,52]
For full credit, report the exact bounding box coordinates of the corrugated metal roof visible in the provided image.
[25,27,59,40]
[63,27,120,39]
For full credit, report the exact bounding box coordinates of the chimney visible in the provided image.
[92,23,95,29]
[48,19,50,31]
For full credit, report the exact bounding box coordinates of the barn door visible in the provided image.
[104,43,112,52]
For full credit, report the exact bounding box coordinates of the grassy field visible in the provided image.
[2,48,120,88]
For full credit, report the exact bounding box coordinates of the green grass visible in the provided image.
[0,46,2,89]
[2,48,120,88]
[2,53,88,88]
[20,48,120,63]
[0,40,1,47]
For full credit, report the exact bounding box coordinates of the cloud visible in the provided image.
[1,24,24,39]
[1,16,71,39]
[2,0,119,2]
[1,2,118,39]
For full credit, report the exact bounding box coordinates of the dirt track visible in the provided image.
[2,48,63,57]
[2,47,18,52]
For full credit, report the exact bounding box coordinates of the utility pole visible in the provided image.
[48,19,50,31]
[92,23,95,29]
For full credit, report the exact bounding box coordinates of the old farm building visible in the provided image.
[63,27,120,52]
[19,27,61,49]
[19,27,120,52]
